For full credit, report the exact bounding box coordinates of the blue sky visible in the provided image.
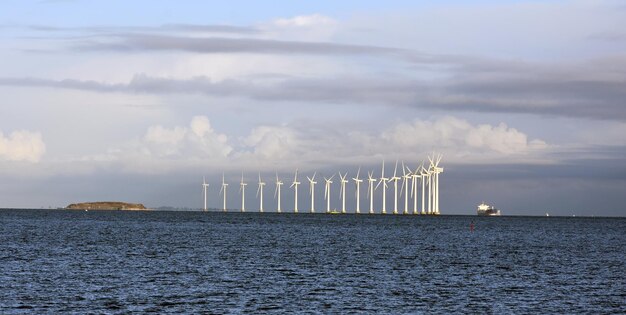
[0,0,625,216]
[2,0,472,26]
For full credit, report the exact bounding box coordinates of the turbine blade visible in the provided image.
[312,172,316,181]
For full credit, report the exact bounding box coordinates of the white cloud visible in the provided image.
[143,115,232,158]
[273,14,337,27]
[144,125,186,156]
[382,116,548,156]
[263,14,339,41]
[243,125,298,159]
[0,130,46,162]
[145,115,549,169]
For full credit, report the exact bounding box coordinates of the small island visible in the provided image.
[66,202,148,211]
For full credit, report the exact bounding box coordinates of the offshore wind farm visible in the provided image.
[200,154,444,215]
[2,1,625,314]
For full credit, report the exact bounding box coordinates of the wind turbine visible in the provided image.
[426,156,434,215]
[239,172,247,212]
[307,172,317,213]
[202,176,209,212]
[219,173,228,212]
[257,173,265,213]
[390,160,401,214]
[324,174,335,213]
[410,162,424,215]
[375,160,389,214]
[431,154,444,215]
[352,167,363,214]
[367,170,377,214]
[401,161,411,215]
[420,164,429,215]
[274,173,283,213]
[290,169,300,213]
[339,172,348,214]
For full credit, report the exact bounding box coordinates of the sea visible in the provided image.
[1,209,624,314]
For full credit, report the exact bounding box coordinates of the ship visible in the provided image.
[477,202,501,216]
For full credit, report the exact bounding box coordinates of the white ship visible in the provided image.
[477,202,501,216]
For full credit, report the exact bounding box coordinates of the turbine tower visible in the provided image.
[410,162,423,215]
[339,172,348,214]
[367,171,377,214]
[274,173,283,213]
[239,172,247,212]
[202,176,209,212]
[390,160,401,215]
[324,174,335,213]
[427,157,434,214]
[401,161,411,215]
[431,154,444,215]
[307,172,317,213]
[352,168,363,214]
[219,173,228,212]
[375,161,389,214]
[291,169,300,213]
[420,165,428,215]
[257,173,265,213]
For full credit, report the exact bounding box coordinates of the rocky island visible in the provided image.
[66,202,148,211]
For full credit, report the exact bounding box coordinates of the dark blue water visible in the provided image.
[1,209,624,313]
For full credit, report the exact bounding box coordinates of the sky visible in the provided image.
[0,0,625,216]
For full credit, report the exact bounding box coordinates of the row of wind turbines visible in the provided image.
[201,154,444,215]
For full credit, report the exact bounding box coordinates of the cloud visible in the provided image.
[2,57,625,121]
[242,125,298,159]
[235,117,549,169]
[25,23,258,35]
[382,117,547,155]
[0,130,46,162]
[61,115,547,175]
[142,116,232,159]
[267,14,339,41]
[273,14,336,27]
[391,117,547,161]
[69,33,406,58]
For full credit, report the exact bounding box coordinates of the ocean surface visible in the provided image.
[1,209,624,314]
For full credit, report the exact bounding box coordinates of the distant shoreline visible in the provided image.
[0,208,623,218]
[65,202,147,211]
